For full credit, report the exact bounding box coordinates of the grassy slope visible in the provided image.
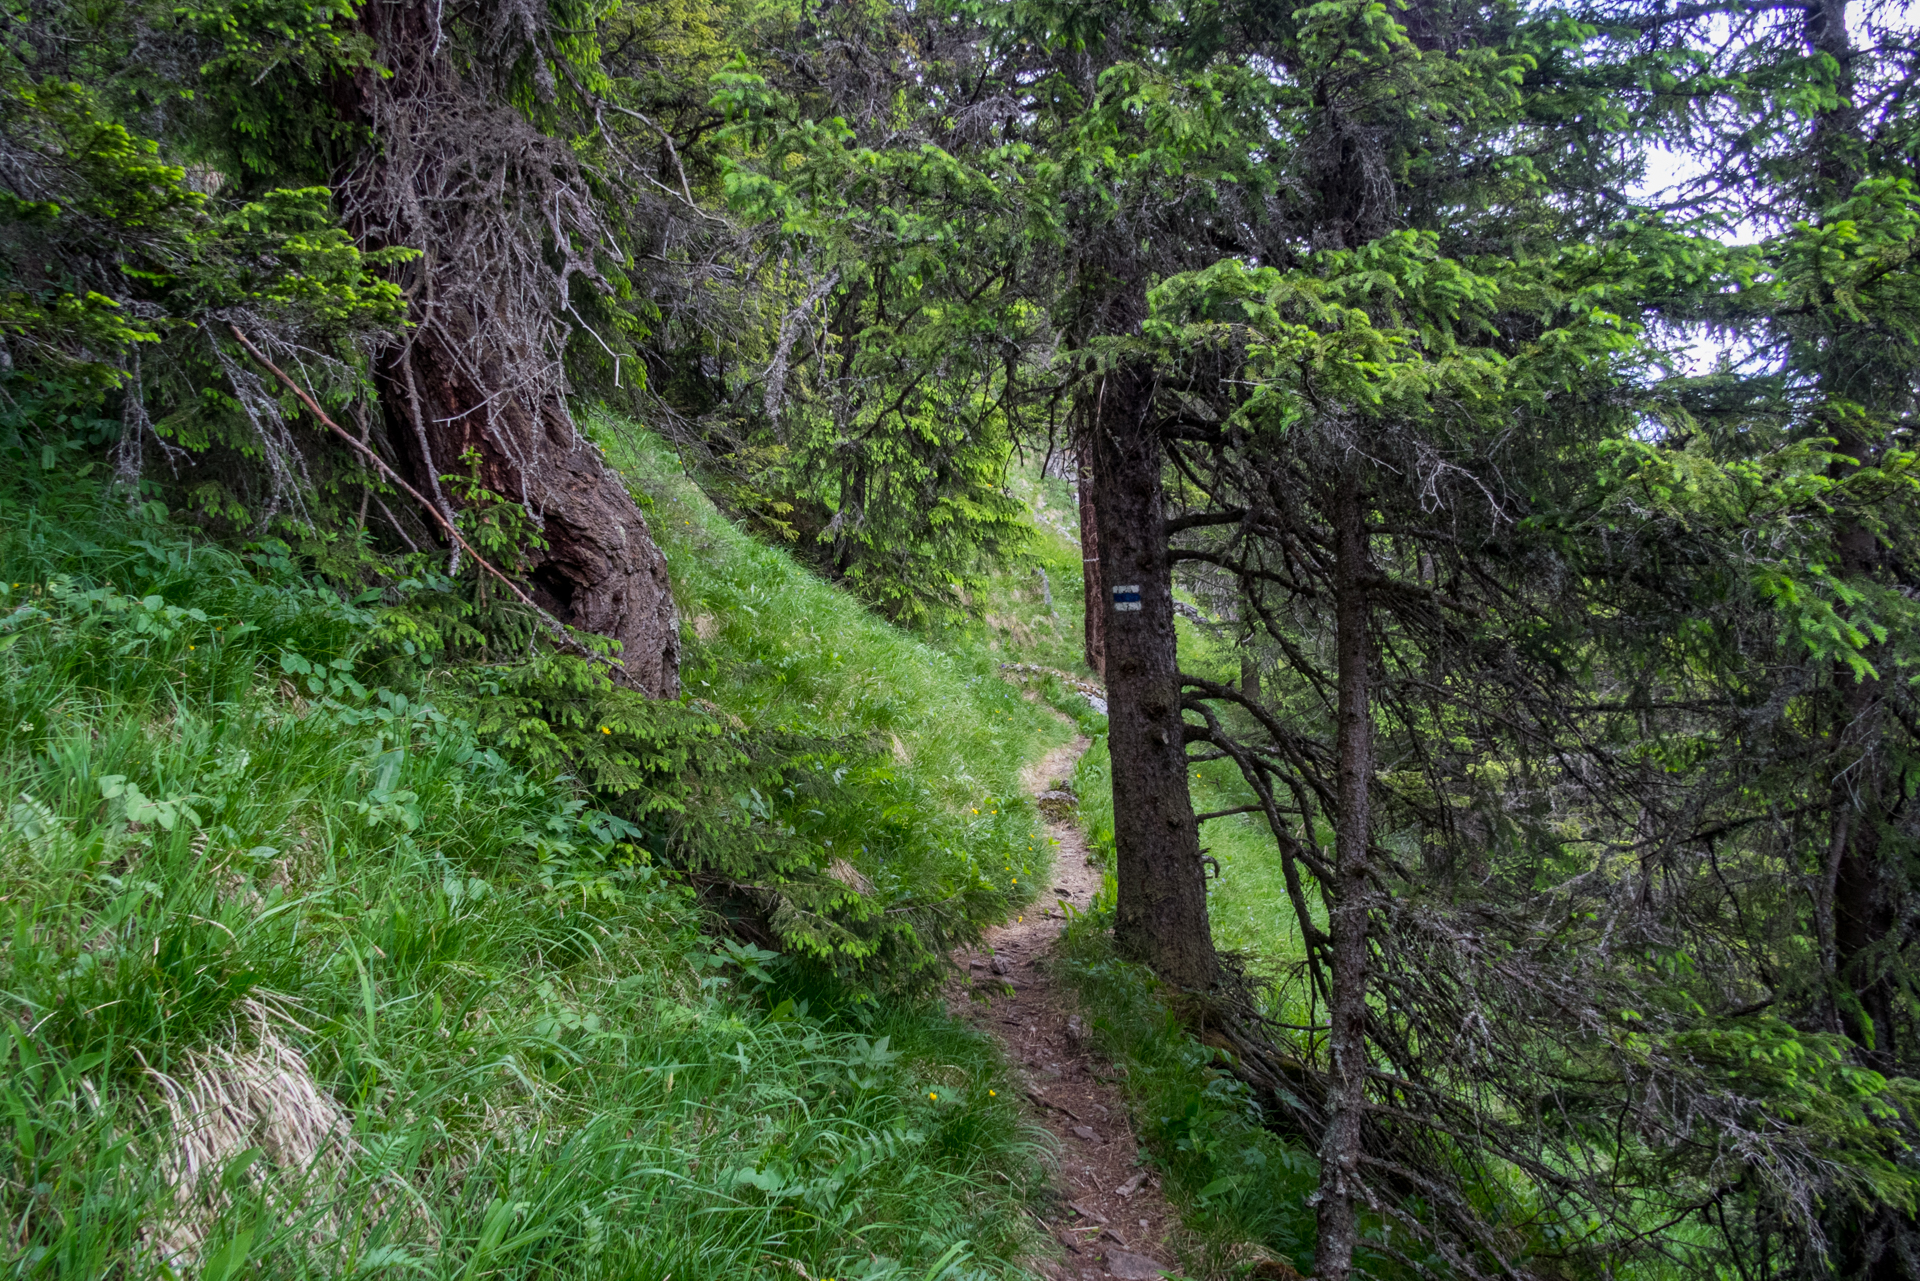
[1067,568,1689,1280]
[964,466,1090,677]
[0,441,1082,1280]
[1066,745,1326,1278]
[855,451,1336,1277]
[1070,605,1313,964]
[606,418,1075,920]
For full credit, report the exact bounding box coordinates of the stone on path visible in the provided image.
[1104,1248,1174,1279]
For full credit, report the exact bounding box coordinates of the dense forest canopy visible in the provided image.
[5,0,1920,1276]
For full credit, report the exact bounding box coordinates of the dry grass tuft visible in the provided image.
[827,857,874,895]
[142,1000,352,1266]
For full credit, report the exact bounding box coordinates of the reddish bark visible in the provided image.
[333,1,679,696]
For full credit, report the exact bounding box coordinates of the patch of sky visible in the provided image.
[1619,0,1913,377]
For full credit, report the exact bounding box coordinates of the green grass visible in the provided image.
[1069,581,1318,1012]
[1066,615,1713,1280]
[1051,918,1322,1281]
[1191,762,1317,975]
[607,419,1081,925]
[0,472,1070,1278]
[961,465,1090,677]
[1072,740,1307,960]
[1061,628,1331,1279]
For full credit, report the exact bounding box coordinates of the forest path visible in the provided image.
[949,733,1187,1281]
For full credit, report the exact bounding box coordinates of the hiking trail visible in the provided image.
[949,734,1187,1281]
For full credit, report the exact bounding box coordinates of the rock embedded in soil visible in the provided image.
[1104,1248,1175,1279]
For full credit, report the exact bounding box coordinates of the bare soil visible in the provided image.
[949,737,1187,1281]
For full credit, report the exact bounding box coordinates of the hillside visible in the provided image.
[8,0,1920,1273]
[0,434,1095,1279]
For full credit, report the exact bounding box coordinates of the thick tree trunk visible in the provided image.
[336,1,679,697]
[1827,466,1894,1064]
[1798,1,1918,1266]
[1090,362,1218,991]
[380,333,680,698]
[1316,467,1374,1281]
[1800,0,1898,1068]
[1805,0,1860,203]
[1078,457,1106,678]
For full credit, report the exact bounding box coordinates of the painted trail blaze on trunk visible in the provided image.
[1089,362,1219,993]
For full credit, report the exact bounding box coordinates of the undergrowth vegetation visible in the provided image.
[0,443,1075,1279]
[957,468,1088,676]
[1052,915,1323,1280]
[1066,721,1330,1278]
[609,416,1075,965]
[1060,759,1453,1279]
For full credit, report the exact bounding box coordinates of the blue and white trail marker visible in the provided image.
[1111,584,1142,612]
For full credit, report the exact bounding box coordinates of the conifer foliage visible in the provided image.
[6,0,1920,1276]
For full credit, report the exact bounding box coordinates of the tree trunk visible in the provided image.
[1827,459,1895,1064]
[1090,362,1218,991]
[1797,1,1918,1266]
[1800,0,1899,1069]
[1079,456,1106,678]
[379,333,680,698]
[1805,0,1860,203]
[335,0,679,697]
[1316,467,1374,1281]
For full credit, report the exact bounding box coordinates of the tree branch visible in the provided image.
[228,325,631,680]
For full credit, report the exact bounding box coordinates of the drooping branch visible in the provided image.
[230,325,628,678]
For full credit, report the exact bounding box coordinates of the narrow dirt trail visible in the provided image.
[949,735,1187,1281]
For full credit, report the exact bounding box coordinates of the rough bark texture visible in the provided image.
[1801,0,1920,1267]
[336,0,679,697]
[1803,0,1896,1068]
[1827,450,1895,1066]
[1090,362,1218,992]
[1805,0,1861,202]
[381,335,680,698]
[1316,467,1373,1281]
[1079,456,1106,678]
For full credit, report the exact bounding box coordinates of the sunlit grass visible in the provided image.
[603,417,1077,917]
[0,474,1062,1279]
